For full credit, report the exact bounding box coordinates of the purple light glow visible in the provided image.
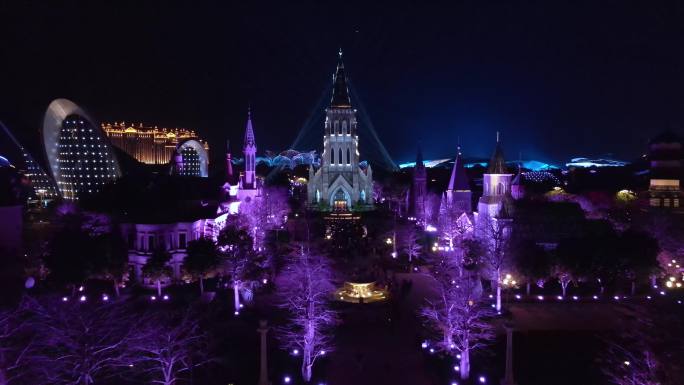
[537,295,544,301]
[421,341,428,349]
[163,294,170,301]
[151,296,157,301]
[62,296,68,302]
[479,376,486,383]
[572,296,579,300]
[284,376,291,383]
[515,294,522,299]
[79,295,86,302]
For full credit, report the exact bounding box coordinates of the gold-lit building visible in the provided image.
[102,122,209,165]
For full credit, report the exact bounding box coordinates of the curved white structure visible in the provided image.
[43,98,121,199]
[172,139,209,177]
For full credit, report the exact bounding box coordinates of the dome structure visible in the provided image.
[171,139,209,177]
[43,98,121,200]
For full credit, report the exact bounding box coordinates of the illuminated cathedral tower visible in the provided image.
[477,133,513,218]
[307,51,374,211]
[237,110,261,202]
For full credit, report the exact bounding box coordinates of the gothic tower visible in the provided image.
[477,133,513,218]
[445,146,472,213]
[307,50,374,211]
[237,109,260,202]
[411,146,427,221]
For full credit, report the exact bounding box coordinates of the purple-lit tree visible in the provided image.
[421,254,493,380]
[91,232,128,297]
[27,297,135,385]
[602,342,660,385]
[183,237,219,295]
[142,248,172,297]
[277,246,336,382]
[479,216,512,312]
[401,226,422,264]
[0,305,32,385]
[218,224,257,313]
[127,310,208,385]
[552,264,574,297]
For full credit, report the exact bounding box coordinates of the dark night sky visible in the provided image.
[2,1,684,168]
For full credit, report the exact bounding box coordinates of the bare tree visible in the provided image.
[0,304,32,385]
[401,226,422,264]
[277,246,336,382]
[127,310,208,385]
[27,297,135,385]
[421,254,494,380]
[602,342,660,385]
[218,224,258,313]
[479,215,512,312]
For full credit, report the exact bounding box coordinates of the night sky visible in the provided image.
[2,1,684,167]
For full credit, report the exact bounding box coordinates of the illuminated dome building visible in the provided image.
[171,139,209,177]
[0,121,59,201]
[43,99,121,200]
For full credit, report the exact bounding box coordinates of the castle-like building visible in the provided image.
[308,52,374,211]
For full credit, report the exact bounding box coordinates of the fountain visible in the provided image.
[335,280,387,303]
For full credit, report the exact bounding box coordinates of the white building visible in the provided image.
[307,51,374,211]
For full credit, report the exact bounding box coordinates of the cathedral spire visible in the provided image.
[487,133,507,174]
[242,109,257,188]
[244,108,255,148]
[330,50,352,108]
[448,146,470,191]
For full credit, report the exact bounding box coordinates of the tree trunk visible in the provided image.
[495,269,502,312]
[113,278,120,297]
[199,276,205,295]
[233,282,241,312]
[301,349,313,382]
[460,346,470,380]
[526,281,531,296]
[156,279,162,297]
[631,280,636,296]
[650,275,657,287]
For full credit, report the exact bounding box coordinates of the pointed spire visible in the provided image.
[330,50,351,108]
[448,147,470,191]
[415,144,425,169]
[244,108,255,148]
[487,133,507,174]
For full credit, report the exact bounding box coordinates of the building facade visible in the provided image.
[43,99,121,200]
[648,131,682,210]
[103,122,209,166]
[307,52,374,211]
[477,136,513,219]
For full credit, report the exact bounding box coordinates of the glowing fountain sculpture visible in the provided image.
[335,281,388,304]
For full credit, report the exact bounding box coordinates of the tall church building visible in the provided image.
[237,110,262,203]
[477,134,513,218]
[308,51,374,211]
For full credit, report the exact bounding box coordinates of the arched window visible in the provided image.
[496,182,504,195]
[330,149,335,164]
[347,148,351,164]
[334,120,339,134]
[338,149,342,166]
[342,120,347,134]
[360,189,366,202]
